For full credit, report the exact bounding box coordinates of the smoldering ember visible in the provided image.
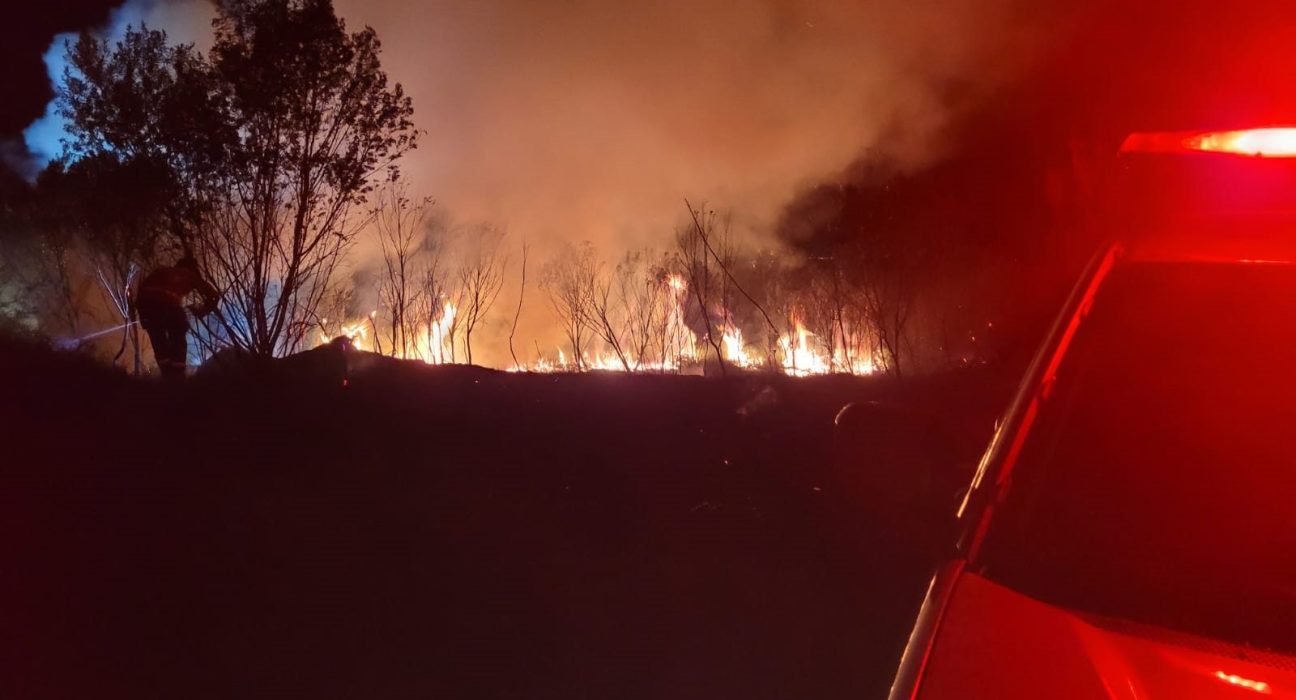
[5,1,1296,698]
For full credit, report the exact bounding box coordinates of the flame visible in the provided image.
[317,315,374,351]
[778,319,829,376]
[409,302,458,364]
[504,273,701,373]
[317,302,460,363]
[663,274,698,367]
[585,353,626,371]
[773,315,878,376]
[320,280,878,377]
[721,324,757,369]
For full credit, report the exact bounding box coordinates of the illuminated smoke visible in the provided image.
[20,0,1062,366]
[338,0,1056,245]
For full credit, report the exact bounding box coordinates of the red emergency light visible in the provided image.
[1121,127,1296,157]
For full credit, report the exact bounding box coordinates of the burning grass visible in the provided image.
[318,273,886,376]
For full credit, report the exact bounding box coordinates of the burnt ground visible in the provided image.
[1,339,1015,699]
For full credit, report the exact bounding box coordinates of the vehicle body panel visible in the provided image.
[917,572,1296,699]
[888,134,1296,698]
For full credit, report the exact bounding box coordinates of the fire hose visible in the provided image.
[55,320,140,349]
[53,296,222,350]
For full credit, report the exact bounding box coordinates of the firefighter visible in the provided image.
[132,256,220,381]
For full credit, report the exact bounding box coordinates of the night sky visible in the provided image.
[0,0,120,144]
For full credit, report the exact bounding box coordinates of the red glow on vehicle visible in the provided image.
[1122,127,1296,157]
[1215,670,1272,694]
[1191,128,1296,157]
[961,243,1122,555]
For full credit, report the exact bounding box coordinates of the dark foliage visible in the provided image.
[50,0,418,357]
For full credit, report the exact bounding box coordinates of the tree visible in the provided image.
[681,200,781,371]
[542,242,599,370]
[741,249,791,367]
[60,25,234,252]
[35,153,176,371]
[586,259,632,372]
[613,250,666,371]
[456,225,507,365]
[508,240,529,368]
[804,256,869,373]
[650,260,697,372]
[373,180,433,359]
[9,177,87,337]
[29,26,212,342]
[774,160,927,377]
[851,240,915,377]
[414,261,455,363]
[676,207,726,376]
[56,0,417,358]
[198,0,417,356]
[0,173,85,336]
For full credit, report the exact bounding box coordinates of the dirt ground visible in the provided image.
[1,339,1015,699]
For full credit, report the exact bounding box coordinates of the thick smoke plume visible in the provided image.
[25,0,1064,366]
[340,0,1055,245]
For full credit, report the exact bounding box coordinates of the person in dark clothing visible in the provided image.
[132,256,220,381]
